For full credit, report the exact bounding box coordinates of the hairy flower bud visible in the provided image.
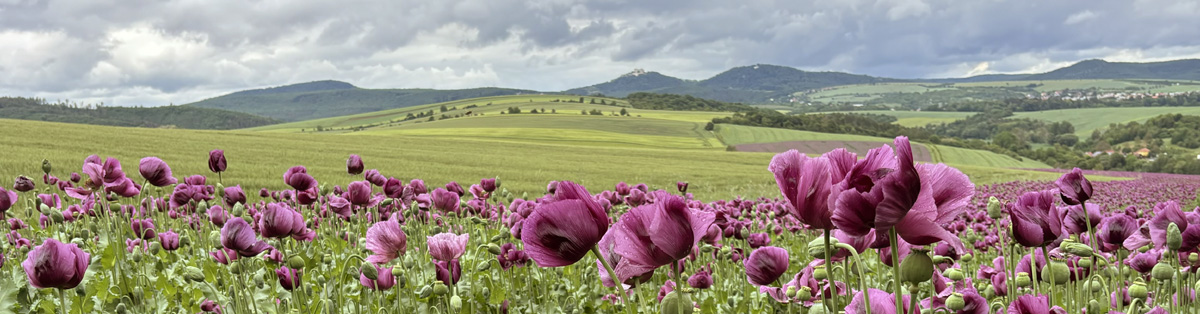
[184,266,205,283]
[486,243,502,255]
[361,262,379,280]
[1061,241,1095,257]
[1167,223,1183,251]
[42,159,52,174]
[987,196,1003,219]
[476,261,492,272]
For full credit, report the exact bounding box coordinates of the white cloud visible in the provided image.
[1064,10,1097,25]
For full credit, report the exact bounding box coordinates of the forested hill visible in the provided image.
[0,97,279,129]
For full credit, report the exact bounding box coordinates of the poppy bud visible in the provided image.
[660,291,694,314]
[1077,257,1093,268]
[288,256,305,269]
[50,211,64,224]
[486,243,502,255]
[1167,223,1182,251]
[806,236,838,259]
[392,267,404,277]
[115,303,127,314]
[149,242,162,255]
[361,262,378,280]
[184,266,205,282]
[900,250,934,285]
[945,268,964,281]
[432,282,449,296]
[931,256,951,264]
[1061,241,1095,257]
[1087,300,1106,314]
[1087,279,1103,292]
[42,159,52,174]
[450,295,462,311]
[1042,262,1069,285]
[946,293,965,311]
[1151,263,1175,281]
[987,196,1002,219]
[809,305,829,314]
[476,261,491,272]
[982,285,994,299]
[1130,282,1148,299]
[1190,253,1198,263]
[1015,272,1031,287]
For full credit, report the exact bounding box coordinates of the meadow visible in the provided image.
[801,79,1200,105]
[823,107,1200,137]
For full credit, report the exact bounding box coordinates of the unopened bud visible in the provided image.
[450,295,462,310]
[476,261,492,272]
[391,267,404,277]
[418,286,433,299]
[987,197,1003,219]
[1167,223,1183,251]
[288,256,306,269]
[960,253,973,263]
[50,211,64,223]
[183,266,205,282]
[945,268,965,281]
[1061,241,1094,257]
[149,242,162,255]
[361,262,378,280]
[486,243,502,255]
[1190,253,1199,263]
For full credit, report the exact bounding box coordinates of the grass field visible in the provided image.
[802,79,1200,105]
[714,124,1052,168]
[819,110,974,127]
[1011,107,1200,137]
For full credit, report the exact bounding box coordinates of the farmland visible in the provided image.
[800,79,1200,106]
[824,106,1200,137]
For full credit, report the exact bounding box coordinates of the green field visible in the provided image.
[802,79,1200,105]
[715,124,1052,169]
[820,110,974,127]
[1012,107,1200,137]
[354,114,720,149]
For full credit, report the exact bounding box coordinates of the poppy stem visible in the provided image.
[823,229,837,311]
[889,228,903,313]
[1040,246,1054,306]
[59,288,66,314]
[590,246,629,309]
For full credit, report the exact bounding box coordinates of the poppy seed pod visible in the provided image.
[900,250,934,285]
[946,293,965,311]
[944,268,964,281]
[1015,272,1031,287]
[41,159,52,174]
[1151,263,1175,281]
[1130,282,1148,299]
[1041,262,1070,285]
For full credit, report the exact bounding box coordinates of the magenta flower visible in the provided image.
[1147,201,1200,250]
[427,232,468,262]
[1007,294,1067,314]
[769,149,836,230]
[1054,167,1092,205]
[220,218,270,257]
[345,181,373,206]
[364,169,385,186]
[408,179,427,195]
[444,181,464,196]
[208,150,226,173]
[138,157,177,187]
[844,288,910,314]
[481,178,498,193]
[431,188,460,213]
[497,243,529,270]
[222,185,246,208]
[611,191,715,280]
[0,187,16,213]
[13,176,34,192]
[1008,189,1063,248]
[365,219,408,264]
[748,232,771,248]
[347,154,364,175]
[275,266,302,291]
[130,218,157,240]
[1097,214,1138,253]
[687,265,713,289]
[435,259,462,286]
[159,230,180,251]
[360,265,395,290]
[384,178,405,198]
[22,238,90,289]
[258,203,311,240]
[200,300,223,314]
[521,181,610,267]
[283,166,317,191]
[744,246,789,286]
[676,181,688,193]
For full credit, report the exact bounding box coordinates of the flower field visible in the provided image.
[3,136,1200,314]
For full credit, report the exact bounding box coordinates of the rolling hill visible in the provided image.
[1024,59,1200,81]
[0,97,279,129]
[185,80,540,121]
[566,64,896,103]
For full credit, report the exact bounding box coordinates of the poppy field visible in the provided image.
[4,130,1200,314]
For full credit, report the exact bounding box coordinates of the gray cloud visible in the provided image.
[3,0,1200,106]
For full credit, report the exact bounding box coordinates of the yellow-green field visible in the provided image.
[802,79,1200,104]
[824,107,1200,137]
[819,110,974,127]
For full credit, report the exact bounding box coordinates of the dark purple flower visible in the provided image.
[615,182,631,196]
[1007,294,1067,314]
[481,178,498,193]
[0,188,16,213]
[222,185,246,208]
[1060,203,1102,236]
[364,169,385,186]
[435,259,461,286]
[744,246,789,286]
[687,265,713,289]
[275,266,301,291]
[347,154,364,175]
[431,188,460,213]
[283,166,316,191]
[384,178,405,198]
[345,181,373,206]
[611,191,715,280]
[208,150,226,173]
[444,181,464,196]
[130,218,157,240]
[408,179,427,195]
[747,233,771,249]
[258,203,311,240]
[497,243,529,270]
[676,181,688,193]
[13,176,35,192]
[845,289,910,314]
[1008,189,1063,248]
[22,238,90,289]
[360,265,395,290]
[769,149,836,230]
[1098,214,1138,253]
[220,218,270,257]
[200,300,223,314]
[521,181,609,267]
[158,230,180,251]
[1054,168,1092,205]
[138,157,177,187]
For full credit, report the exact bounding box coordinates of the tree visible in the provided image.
[440,105,448,112]
[704,122,714,131]
[619,108,628,116]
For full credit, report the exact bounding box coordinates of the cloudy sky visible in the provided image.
[3,0,1200,106]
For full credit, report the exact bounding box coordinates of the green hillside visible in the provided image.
[0,97,279,129]
[1012,107,1200,137]
[185,80,539,121]
[801,79,1200,107]
[566,64,896,103]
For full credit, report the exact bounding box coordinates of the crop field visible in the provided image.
[818,110,974,127]
[1011,107,1200,137]
[801,79,1200,105]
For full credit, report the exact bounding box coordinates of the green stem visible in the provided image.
[1040,246,1054,306]
[824,229,837,311]
[59,288,67,314]
[835,243,870,314]
[590,247,630,311]
[889,229,903,312]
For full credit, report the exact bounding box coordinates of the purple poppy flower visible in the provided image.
[138,157,177,187]
[522,181,609,267]
[832,138,916,238]
[845,288,910,314]
[497,243,529,270]
[208,150,226,173]
[130,218,157,240]
[13,176,34,192]
[283,166,317,191]
[435,259,462,286]
[1147,201,1199,250]
[615,182,631,196]
[1007,294,1067,314]
[427,233,468,262]
[747,233,771,249]
[69,173,80,183]
[275,266,302,291]
[258,203,311,240]
[1054,168,1092,205]
[688,265,713,289]
[360,265,395,290]
[347,154,364,175]
[364,169,385,186]
[200,300,223,314]
[22,238,90,289]
[481,178,498,193]
[408,179,427,195]
[1060,203,1102,236]
[159,230,180,251]
[431,188,460,213]
[744,246,789,286]
[221,185,246,208]
[345,181,373,206]
[1098,214,1138,253]
[443,181,464,197]
[769,149,836,230]
[676,181,688,193]
[365,218,407,264]
[0,188,16,213]
[611,191,715,280]
[383,178,405,198]
[1008,189,1063,248]
[220,218,270,257]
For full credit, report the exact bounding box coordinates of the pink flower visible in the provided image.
[365,218,408,264]
[427,232,468,262]
[22,238,90,289]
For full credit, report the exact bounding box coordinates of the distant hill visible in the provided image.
[1023,59,1200,81]
[0,97,278,129]
[186,81,539,121]
[566,64,895,103]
